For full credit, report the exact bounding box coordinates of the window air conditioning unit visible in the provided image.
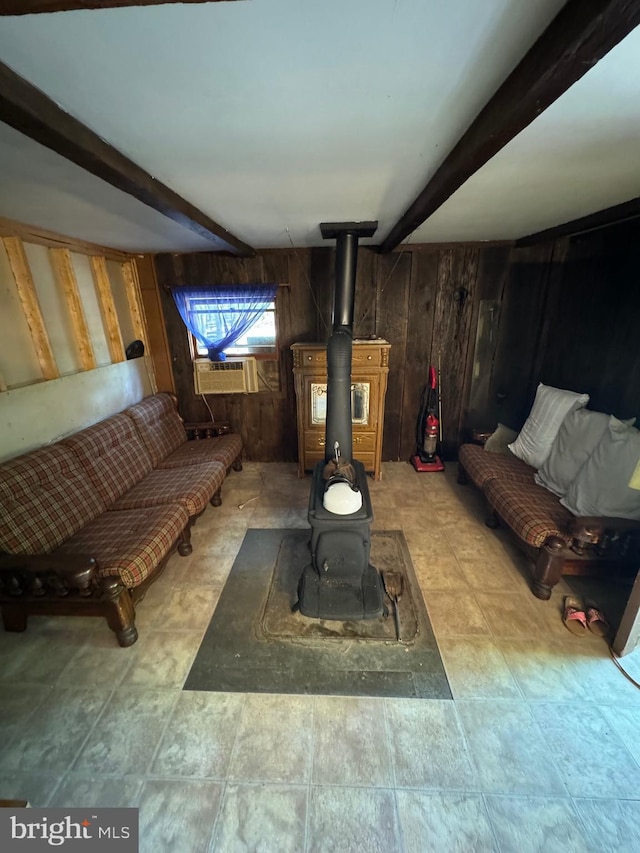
[193,357,259,394]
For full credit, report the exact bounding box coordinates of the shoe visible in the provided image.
[563,595,587,636]
[584,599,610,637]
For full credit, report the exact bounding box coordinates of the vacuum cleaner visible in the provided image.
[411,364,445,472]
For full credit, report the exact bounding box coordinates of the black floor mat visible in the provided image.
[184,528,451,699]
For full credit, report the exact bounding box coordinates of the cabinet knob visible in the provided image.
[318,438,326,446]
[367,355,372,360]
[353,436,361,444]
[307,356,312,361]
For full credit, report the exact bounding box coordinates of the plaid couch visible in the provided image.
[457,442,622,601]
[0,394,243,646]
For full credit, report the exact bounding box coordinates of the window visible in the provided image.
[190,294,277,358]
[171,284,279,361]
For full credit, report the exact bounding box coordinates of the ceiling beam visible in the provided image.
[380,0,640,253]
[516,195,640,246]
[0,61,254,256]
[0,1,245,13]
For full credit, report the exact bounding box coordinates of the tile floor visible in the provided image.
[1,462,640,852]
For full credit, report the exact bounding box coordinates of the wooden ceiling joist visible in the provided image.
[516,195,640,246]
[0,1,244,15]
[0,61,254,257]
[380,0,640,253]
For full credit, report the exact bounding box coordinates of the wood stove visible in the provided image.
[297,222,385,620]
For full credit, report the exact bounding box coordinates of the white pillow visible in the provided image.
[508,383,589,470]
[561,417,640,520]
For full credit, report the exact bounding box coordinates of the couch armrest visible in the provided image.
[0,552,98,598]
[568,516,640,558]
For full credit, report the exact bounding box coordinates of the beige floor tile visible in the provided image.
[473,591,548,639]
[396,791,497,853]
[385,699,475,789]
[49,773,143,807]
[530,702,640,798]
[411,552,470,591]
[138,778,223,853]
[307,786,400,853]
[56,631,136,688]
[133,576,173,629]
[312,696,392,787]
[120,630,201,689]
[484,795,588,853]
[0,623,94,685]
[456,555,529,591]
[424,591,491,637]
[227,694,314,784]
[567,643,640,706]
[496,638,588,701]
[456,700,566,796]
[0,772,65,807]
[438,637,521,699]
[175,553,236,588]
[156,587,219,632]
[403,528,453,556]
[0,683,51,740]
[598,704,640,764]
[211,783,307,853]
[151,691,244,778]
[573,797,640,853]
[0,686,111,774]
[71,688,179,776]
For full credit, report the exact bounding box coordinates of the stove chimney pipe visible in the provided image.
[320,222,377,471]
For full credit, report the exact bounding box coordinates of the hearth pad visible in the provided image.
[184,528,451,699]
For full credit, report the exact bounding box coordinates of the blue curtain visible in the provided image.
[171,285,278,361]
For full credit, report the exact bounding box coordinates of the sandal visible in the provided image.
[563,595,587,636]
[584,599,610,637]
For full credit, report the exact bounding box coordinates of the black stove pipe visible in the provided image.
[323,226,375,468]
[325,231,356,465]
[332,231,358,331]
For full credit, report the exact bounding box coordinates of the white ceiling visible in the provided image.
[0,0,637,252]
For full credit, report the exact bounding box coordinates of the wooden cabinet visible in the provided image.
[291,340,390,480]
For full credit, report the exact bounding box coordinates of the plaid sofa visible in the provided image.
[126,393,242,473]
[0,394,243,646]
[457,442,638,601]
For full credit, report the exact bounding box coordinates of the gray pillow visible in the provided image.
[535,408,610,497]
[484,423,519,454]
[561,417,640,520]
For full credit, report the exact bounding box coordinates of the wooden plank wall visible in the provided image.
[533,219,640,421]
[153,220,640,465]
[154,244,518,463]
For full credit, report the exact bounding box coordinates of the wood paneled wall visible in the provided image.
[153,220,640,465]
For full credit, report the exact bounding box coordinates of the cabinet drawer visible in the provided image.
[299,350,326,367]
[352,432,376,452]
[294,344,388,369]
[305,431,376,453]
[304,431,327,452]
[352,347,384,367]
